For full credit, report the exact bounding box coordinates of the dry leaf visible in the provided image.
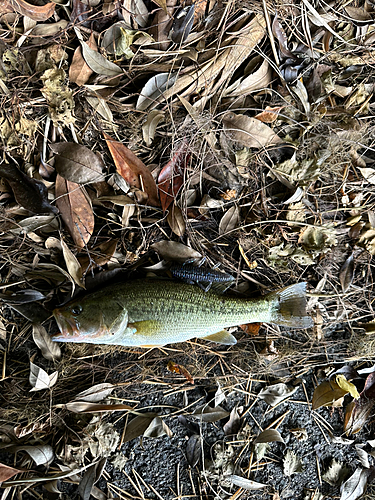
[136,73,177,111]
[223,406,242,435]
[63,402,133,413]
[60,238,84,288]
[143,417,173,438]
[122,414,158,442]
[69,33,97,86]
[12,445,54,466]
[167,204,186,236]
[2,0,55,20]
[322,459,350,486]
[340,468,375,500]
[32,323,61,361]
[81,41,123,76]
[0,462,23,482]
[51,143,106,184]
[258,383,298,406]
[158,141,189,212]
[55,175,94,249]
[336,374,360,399]
[73,383,115,403]
[186,434,201,467]
[29,362,58,391]
[142,110,164,146]
[254,429,284,444]
[219,205,240,235]
[191,405,230,422]
[226,475,267,490]
[312,380,348,410]
[223,112,282,148]
[167,361,194,384]
[104,133,159,206]
[151,240,201,262]
[225,59,272,97]
[340,254,354,292]
[283,450,303,476]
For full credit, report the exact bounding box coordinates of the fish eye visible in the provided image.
[71,305,83,316]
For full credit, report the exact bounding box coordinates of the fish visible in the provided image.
[52,280,313,347]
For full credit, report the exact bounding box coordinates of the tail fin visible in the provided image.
[270,282,313,328]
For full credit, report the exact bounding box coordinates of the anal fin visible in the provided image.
[202,330,237,345]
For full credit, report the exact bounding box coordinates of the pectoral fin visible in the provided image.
[128,320,163,337]
[202,330,237,345]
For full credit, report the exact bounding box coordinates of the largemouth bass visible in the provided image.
[52,280,313,347]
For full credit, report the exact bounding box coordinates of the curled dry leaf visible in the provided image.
[167,204,186,237]
[73,383,115,403]
[340,254,354,292]
[191,405,230,422]
[143,417,173,438]
[104,133,159,206]
[69,32,97,86]
[224,59,272,98]
[186,434,201,467]
[312,380,348,410]
[122,414,158,443]
[29,362,58,391]
[258,383,298,406]
[0,163,57,214]
[60,239,84,288]
[136,73,177,111]
[32,323,61,361]
[254,429,285,444]
[55,175,95,249]
[158,141,189,212]
[272,13,295,59]
[1,0,55,20]
[51,143,106,184]
[142,110,164,146]
[340,467,375,500]
[226,475,267,490]
[167,361,194,384]
[219,205,240,235]
[12,445,54,466]
[151,240,202,262]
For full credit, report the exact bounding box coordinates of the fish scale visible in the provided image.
[52,279,313,347]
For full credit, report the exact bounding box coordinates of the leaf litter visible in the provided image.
[1,0,375,499]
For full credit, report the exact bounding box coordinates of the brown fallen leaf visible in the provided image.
[69,32,97,86]
[51,143,106,184]
[222,112,282,148]
[77,239,118,270]
[255,106,284,123]
[2,0,55,20]
[240,323,261,335]
[167,361,194,384]
[55,175,94,249]
[104,133,159,206]
[158,141,189,212]
[0,462,24,482]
